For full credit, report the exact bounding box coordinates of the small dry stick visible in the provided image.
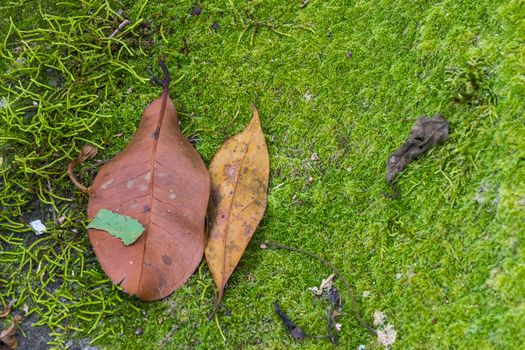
[109,19,130,39]
[67,144,97,193]
[260,241,377,336]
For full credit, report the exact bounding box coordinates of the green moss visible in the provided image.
[1,0,523,349]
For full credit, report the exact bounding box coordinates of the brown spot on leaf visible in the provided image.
[226,241,239,253]
[224,164,237,181]
[152,127,160,140]
[242,223,254,237]
[162,255,173,265]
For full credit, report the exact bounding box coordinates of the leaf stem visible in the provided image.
[207,293,223,321]
[159,60,171,93]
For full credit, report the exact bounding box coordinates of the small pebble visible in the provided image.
[30,219,47,235]
[135,327,143,336]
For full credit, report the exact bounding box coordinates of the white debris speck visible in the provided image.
[303,91,313,101]
[335,323,342,331]
[0,97,7,109]
[362,290,371,298]
[377,324,397,348]
[395,272,403,280]
[29,220,46,235]
[373,310,386,326]
[357,345,366,350]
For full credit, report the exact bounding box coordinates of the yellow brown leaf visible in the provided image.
[205,105,269,317]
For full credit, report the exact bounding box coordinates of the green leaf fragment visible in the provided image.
[87,209,144,246]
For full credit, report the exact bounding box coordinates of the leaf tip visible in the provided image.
[251,104,260,120]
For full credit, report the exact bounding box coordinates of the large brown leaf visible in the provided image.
[205,106,269,317]
[77,63,210,300]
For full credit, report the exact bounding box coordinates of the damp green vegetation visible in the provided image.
[0,0,523,349]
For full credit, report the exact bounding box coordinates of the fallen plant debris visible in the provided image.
[326,284,343,344]
[308,273,336,296]
[309,274,343,344]
[68,62,210,300]
[108,19,131,39]
[87,209,145,246]
[373,310,397,348]
[385,114,449,198]
[0,315,23,350]
[205,106,270,319]
[67,144,98,192]
[0,300,16,319]
[261,242,377,338]
[274,302,308,340]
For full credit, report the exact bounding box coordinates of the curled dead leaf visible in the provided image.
[0,300,16,318]
[0,315,23,350]
[205,105,269,318]
[385,114,449,198]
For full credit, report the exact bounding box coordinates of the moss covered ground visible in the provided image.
[1,0,524,349]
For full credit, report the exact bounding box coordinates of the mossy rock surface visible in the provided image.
[1,0,523,349]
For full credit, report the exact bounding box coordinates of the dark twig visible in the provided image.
[67,144,97,193]
[260,241,377,336]
[273,302,307,340]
